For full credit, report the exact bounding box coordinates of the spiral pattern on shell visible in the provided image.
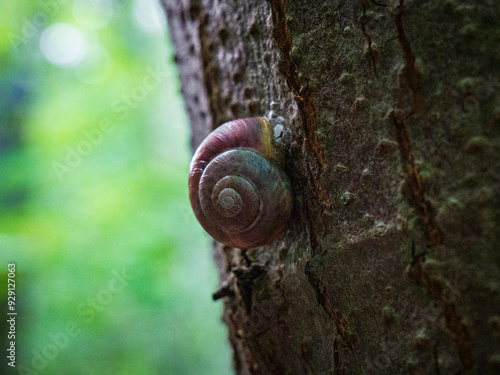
[189,117,293,248]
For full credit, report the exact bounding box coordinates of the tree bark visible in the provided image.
[164,0,500,373]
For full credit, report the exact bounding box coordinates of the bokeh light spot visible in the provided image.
[132,0,166,34]
[40,23,87,67]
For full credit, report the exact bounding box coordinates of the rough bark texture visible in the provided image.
[164,0,500,373]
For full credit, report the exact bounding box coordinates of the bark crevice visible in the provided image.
[333,338,346,375]
[394,0,424,112]
[267,0,331,213]
[391,110,442,247]
[360,5,378,77]
[391,2,473,370]
[305,262,357,350]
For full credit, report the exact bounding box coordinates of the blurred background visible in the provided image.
[0,0,232,374]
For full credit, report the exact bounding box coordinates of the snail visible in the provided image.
[189,117,293,248]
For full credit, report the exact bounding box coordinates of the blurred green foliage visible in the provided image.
[0,1,231,374]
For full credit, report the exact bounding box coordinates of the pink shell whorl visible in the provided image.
[189,117,292,248]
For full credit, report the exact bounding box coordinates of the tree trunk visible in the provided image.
[163,0,500,373]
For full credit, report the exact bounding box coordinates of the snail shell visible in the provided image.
[189,117,293,248]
